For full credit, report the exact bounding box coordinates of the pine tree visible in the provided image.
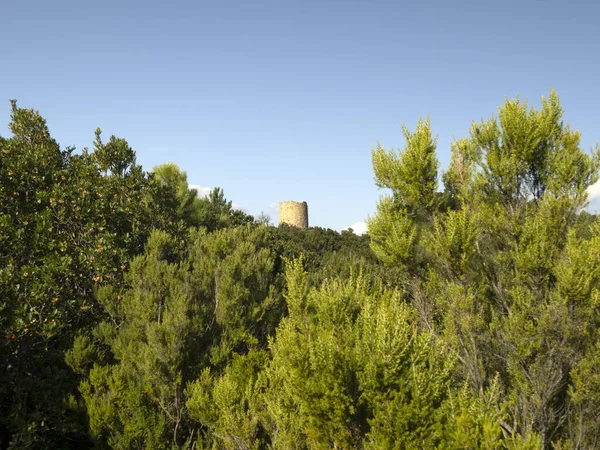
[368,90,600,448]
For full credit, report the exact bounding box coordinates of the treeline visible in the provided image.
[1,91,600,449]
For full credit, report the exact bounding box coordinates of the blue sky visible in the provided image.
[2,0,600,230]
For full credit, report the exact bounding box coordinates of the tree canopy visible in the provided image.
[1,91,599,449]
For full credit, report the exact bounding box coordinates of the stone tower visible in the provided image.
[279,201,309,229]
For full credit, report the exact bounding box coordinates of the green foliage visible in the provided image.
[187,226,280,365]
[566,337,600,448]
[152,162,206,228]
[204,187,255,230]
[427,206,480,278]
[472,90,599,207]
[70,226,282,448]
[367,196,417,267]
[2,91,599,449]
[372,116,439,218]
[369,117,440,274]
[265,260,451,449]
[187,350,269,449]
[441,138,481,209]
[0,101,254,447]
[0,101,178,447]
[264,224,389,286]
[369,90,600,448]
[152,163,254,231]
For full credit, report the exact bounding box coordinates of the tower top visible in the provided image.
[278,201,308,229]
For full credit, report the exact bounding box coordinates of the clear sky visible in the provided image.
[2,0,600,230]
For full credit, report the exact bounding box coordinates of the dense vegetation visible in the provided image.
[1,91,599,449]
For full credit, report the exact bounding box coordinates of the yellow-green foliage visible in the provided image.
[4,91,600,449]
[369,90,600,448]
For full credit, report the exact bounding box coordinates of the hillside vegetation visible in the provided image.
[1,91,600,449]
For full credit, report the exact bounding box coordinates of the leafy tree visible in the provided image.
[371,116,439,217]
[368,116,439,269]
[151,163,254,232]
[0,101,99,447]
[152,162,206,228]
[187,349,270,449]
[3,90,599,450]
[264,225,382,281]
[1,102,184,447]
[204,187,255,231]
[368,90,600,448]
[262,259,527,449]
[69,226,282,448]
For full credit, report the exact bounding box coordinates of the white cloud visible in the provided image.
[587,180,600,203]
[344,221,368,235]
[188,184,212,199]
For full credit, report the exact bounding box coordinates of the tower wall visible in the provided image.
[279,201,308,229]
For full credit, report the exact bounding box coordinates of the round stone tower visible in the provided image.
[279,201,309,229]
